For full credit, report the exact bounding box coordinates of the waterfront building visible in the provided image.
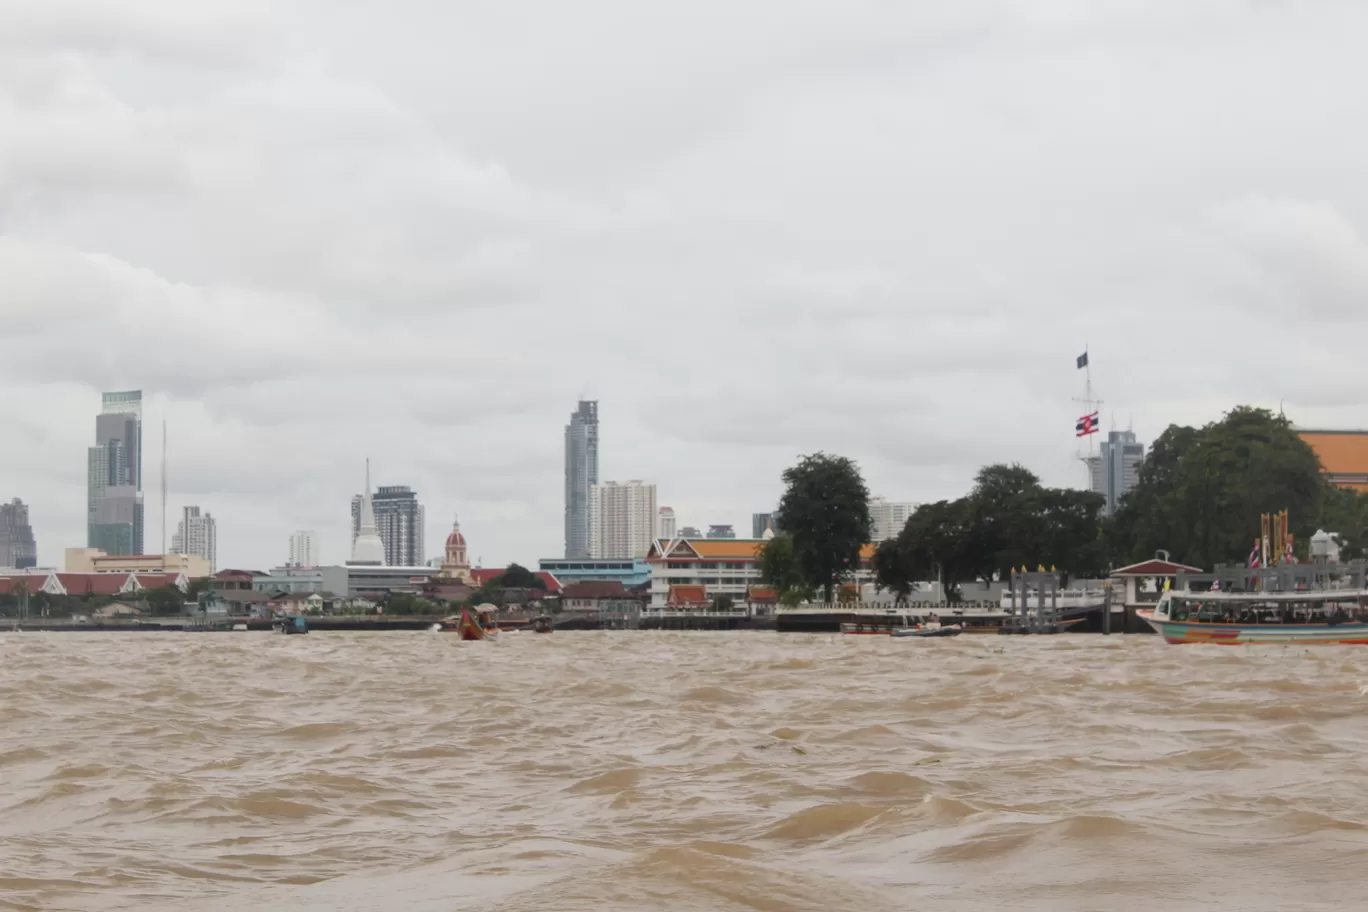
[438,515,473,583]
[0,499,37,569]
[288,530,318,567]
[252,565,347,595]
[351,484,424,567]
[87,390,144,556]
[589,480,657,559]
[0,569,188,598]
[1296,429,1368,491]
[706,524,735,539]
[644,538,877,609]
[1084,430,1146,515]
[564,400,599,558]
[348,460,386,566]
[170,506,217,572]
[658,506,677,540]
[751,513,776,539]
[64,548,210,577]
[538,557,651,588]
[869,497,918,541]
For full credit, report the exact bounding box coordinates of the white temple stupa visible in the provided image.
[347,458,386,566]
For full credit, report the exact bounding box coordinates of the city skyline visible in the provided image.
[9,3,1368,571]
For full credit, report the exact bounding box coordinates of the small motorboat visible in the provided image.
[892,622,962,638]
[531,615,553,633]
[276,615,309,635]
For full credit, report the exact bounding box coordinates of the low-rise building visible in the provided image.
[645,538,878,609]
[0,570,188,598]
[537,557,649,588]
[65,549,210,577]
[559,580,644,620]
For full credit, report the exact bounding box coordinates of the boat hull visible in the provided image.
[892,626,963,638]
[1137,610,1368,645]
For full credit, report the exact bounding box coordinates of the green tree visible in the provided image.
[143,586,186,616]
[1109,407,1325,568]
[775,452,872,602]
[498,563,544,589]
[758,534,801,591]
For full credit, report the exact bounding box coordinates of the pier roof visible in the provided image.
[1112,558,1203,576]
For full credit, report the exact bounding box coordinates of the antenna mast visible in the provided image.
[1072,345,1103,469]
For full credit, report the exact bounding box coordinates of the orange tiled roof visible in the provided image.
[667,584,709,606]
[688,540,763,559]
[1299,431,1368,477]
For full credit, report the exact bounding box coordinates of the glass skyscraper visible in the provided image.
[88,390,144,556]
[564,400,599,559]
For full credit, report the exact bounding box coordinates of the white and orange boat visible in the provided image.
[1138,588,1368,645]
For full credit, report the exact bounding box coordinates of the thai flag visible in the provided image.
[1075,411,1099,437]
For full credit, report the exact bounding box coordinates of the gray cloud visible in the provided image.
[4,1,1368,569]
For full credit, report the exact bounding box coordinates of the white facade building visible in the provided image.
[869,497,918,541]
[288,530,318,567]
[589,480,658,559]
[645,538,877,609]
[658,506,677,540]
[170,505,217,572]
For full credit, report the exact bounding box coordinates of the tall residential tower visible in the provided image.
[588,480,657,559]
[1085,430,1145,515]
[0,499,37,569]
[87,390,143,556]
[170,505,217,572]
[564,400,599,558]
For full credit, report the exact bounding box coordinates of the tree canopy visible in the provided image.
[757,533,815,605]
[1108,407,1326,568]
[873,464,1106,600]
[774,452,872,602]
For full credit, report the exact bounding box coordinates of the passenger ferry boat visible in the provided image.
[1138,588,1368,645]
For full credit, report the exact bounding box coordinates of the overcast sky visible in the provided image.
[3,0,1367,571]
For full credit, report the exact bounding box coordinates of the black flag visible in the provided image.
[1076,351,1088,369]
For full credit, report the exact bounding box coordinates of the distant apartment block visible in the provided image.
[171,505,217,572]
[589,480,657,559]
[0,499,37,569]
[1085,430,1146,515]
[288,530,319,567]
[658,506,677,540]
[352,485,425,567]
[751,513,777,538]
[869,498,918,541]
[87,390,144,556]
[706,525,736,539]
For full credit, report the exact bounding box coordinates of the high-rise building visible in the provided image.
[751,513,776,538]
[170,505,217,572]
[706,524,736,539]
[588,480,657,559]
[87,390,143,556]
[351,484,424,567]
[658,506,677,540]
[0,499,37,569]
[678,526,702,538]
[564,400,599,558]
[288,531,318,567]
[869,497,918,541]
[1086,430,1146,515]
[348,460,386,566]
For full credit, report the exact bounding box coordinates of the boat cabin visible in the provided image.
[1154,589,1368,625]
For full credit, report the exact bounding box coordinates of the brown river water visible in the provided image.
[2,631,1367,911]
